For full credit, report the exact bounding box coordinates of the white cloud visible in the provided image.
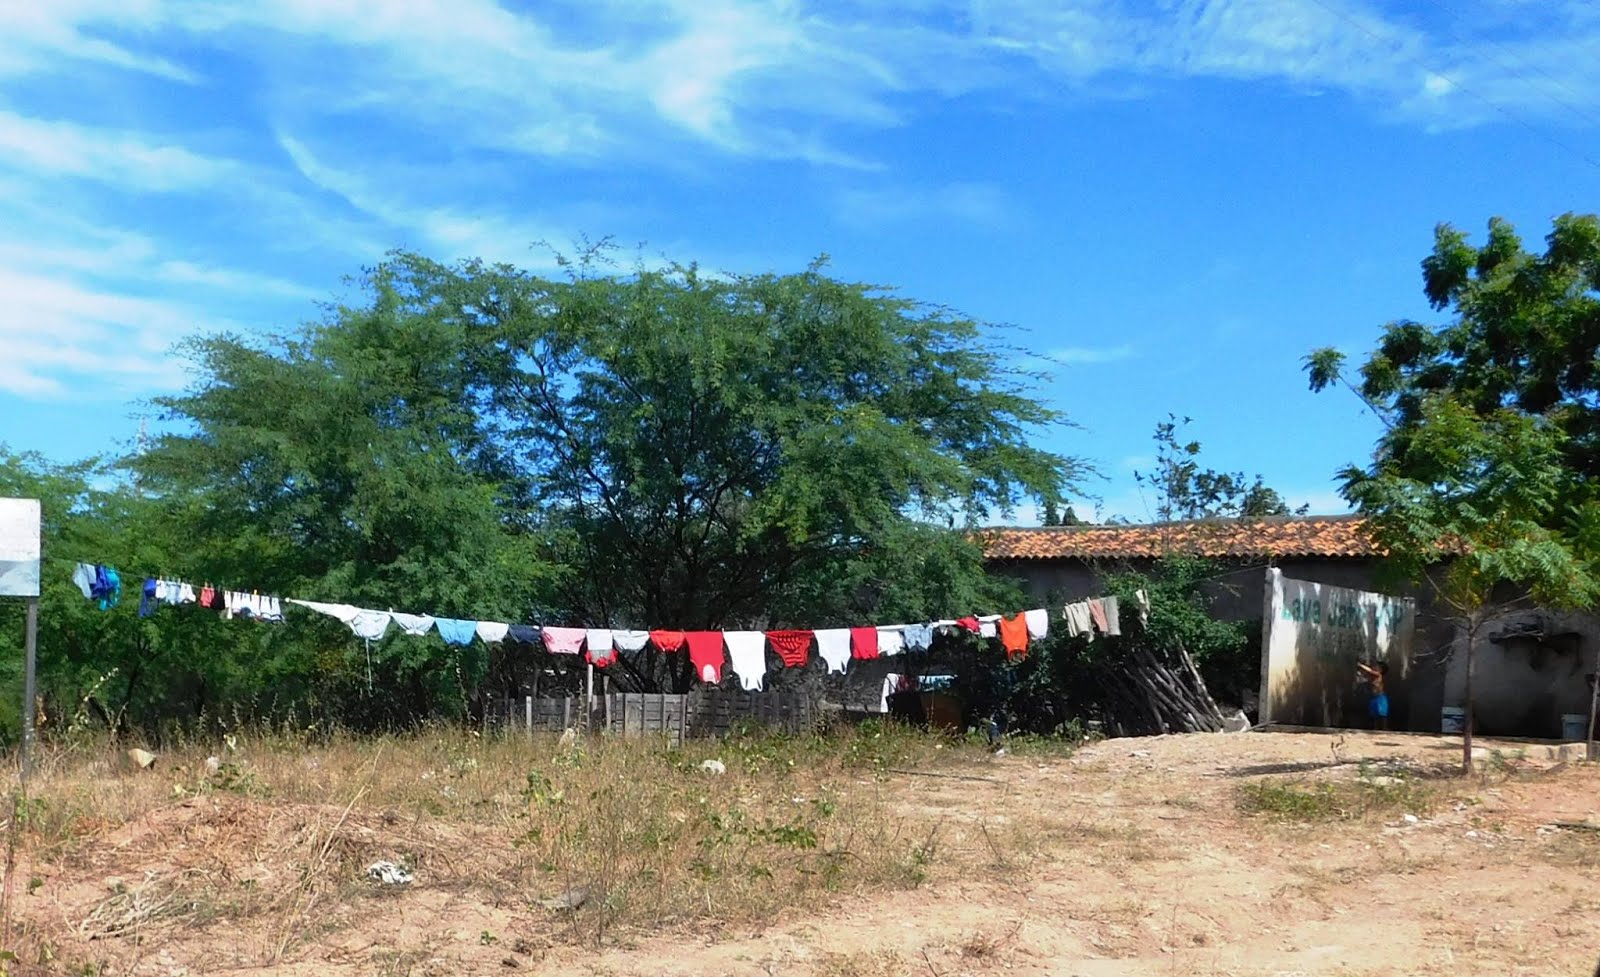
[6,0,1592,172]
[0,178,322,399]
[1046,344,1138,366]
[0,1,198,82]
[0,109,229,191]
[152,261,320,299]
[835,181,1012,228]
[0,267,194,398]
[280,134,566,266]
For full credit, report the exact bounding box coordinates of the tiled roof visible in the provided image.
[979,515,1377,560]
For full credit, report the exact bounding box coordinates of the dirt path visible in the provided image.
[524,731,1600,977]
[20,730,1600,976]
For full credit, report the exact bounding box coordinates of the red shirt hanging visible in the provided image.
[997,613,1030,660]
[684,631,725,683]
[850,626,879,660]
[765,630,813,668]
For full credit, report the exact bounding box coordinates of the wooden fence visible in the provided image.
[487,688,816,743]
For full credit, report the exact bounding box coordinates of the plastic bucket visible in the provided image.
[1562,713,1589,741]
[1441,706,1466,734]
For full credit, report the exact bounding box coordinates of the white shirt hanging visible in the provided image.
[348,609,392,641]
[813,628,852,675]
[723,631,768,691]
[1024,608,1049,640]
[389,612,435,636]
[613,629,650,652]
[877,626,906,656]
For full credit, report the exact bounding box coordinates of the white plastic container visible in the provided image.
[1561,713,1589,741]
[1441,706,1466,734]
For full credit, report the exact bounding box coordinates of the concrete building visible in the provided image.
[981,515,1599,739]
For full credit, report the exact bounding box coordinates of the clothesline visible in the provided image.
[53,553,1137,691]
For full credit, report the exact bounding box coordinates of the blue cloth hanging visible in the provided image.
[91,565,121,610]
[435,618,478,646]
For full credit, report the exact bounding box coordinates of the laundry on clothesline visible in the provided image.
[1061,595,1122,638]
[542,626,585,655]
[814,628,851,675]
[66,556,1080,691]
[877,626,906,657]
[850,626,879,661]
[390,612,436,637]
[723,630,767,691]
[649,629,687,654]
[614,629,650,653]
[1024,608,1049,640]
[998,612,1030,660]
[900,623,935,652]
[585,628,616,667]
[685,631,725,683]
[765,629,812,668]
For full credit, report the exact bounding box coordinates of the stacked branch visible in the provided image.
[1096,640,1227,736]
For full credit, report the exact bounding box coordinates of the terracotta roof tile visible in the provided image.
[979,515,1377,560]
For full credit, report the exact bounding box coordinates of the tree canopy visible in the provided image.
[98,251,1080,702]
[1307,214,1600,771]
[1134,415,1303,522]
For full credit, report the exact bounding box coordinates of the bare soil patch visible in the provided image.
[4,728,1598,976]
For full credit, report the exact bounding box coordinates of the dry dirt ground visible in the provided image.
[13,729,1600,977]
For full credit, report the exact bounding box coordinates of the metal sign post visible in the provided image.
[21,599,37,779]
[0,498,43,781]
[1586,671,1598,763]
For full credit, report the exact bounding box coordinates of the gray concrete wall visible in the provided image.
[987,555,1591,738]
[1439,608,1600,739]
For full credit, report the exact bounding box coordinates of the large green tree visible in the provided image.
[1308,214,1600,772]
[137,251,1080,695]
[134,271,560,722]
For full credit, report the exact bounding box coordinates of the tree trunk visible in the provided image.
[1462,609,1479,776]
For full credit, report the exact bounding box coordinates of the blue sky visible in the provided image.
[1,0,1596,522]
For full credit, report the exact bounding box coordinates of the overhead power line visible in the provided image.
[1300,0,1600,174]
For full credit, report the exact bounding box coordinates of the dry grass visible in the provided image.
[0,720,1004,971]
[1236,772,1439,823]
[811,949,912,977]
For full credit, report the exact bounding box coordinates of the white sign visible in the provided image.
[1259,567,1415,726]
[0,498,41,598]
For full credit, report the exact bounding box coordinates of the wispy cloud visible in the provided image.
[1046,344,1138,366]
[279,135,566,266]
[0,267,195,398]
[0,2,199,83]
[0,109,230,191]
[0,0,1596,408]
[835,181,1012,229]
[0,175,320,399]
[5,0,1595,172]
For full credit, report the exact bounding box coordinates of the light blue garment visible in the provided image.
[901,623,935,652]
[71,563,96,599]
[435,617,479,646]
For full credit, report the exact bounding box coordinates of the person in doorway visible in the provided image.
[1356,660,1390,731]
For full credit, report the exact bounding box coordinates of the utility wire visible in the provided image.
[1413,0,1600,131]
[1301,0,1600,173]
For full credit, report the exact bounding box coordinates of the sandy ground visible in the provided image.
[16,729,1600,976]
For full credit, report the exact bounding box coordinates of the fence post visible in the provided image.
[524,695,533,738]
[563,696,571,730]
